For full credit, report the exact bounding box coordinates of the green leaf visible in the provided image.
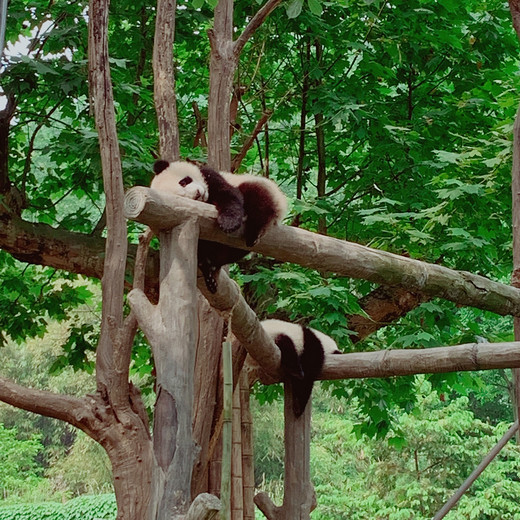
[307,0,323,16]
[192,0,204,8]
[286,0,304,18]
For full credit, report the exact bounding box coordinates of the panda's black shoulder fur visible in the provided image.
[261,320,340,417]
[196,165,245,235]
[275,326,326,417]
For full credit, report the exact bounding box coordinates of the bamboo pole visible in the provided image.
[240,371,255,520]
[220,340,233,520]
[231,376,244,520]
[433,421,519,520]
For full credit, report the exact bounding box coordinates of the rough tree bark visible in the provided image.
[254,382,316,520]
[154,0,180,160]
[129,221,200,517]
[88,0,154,517]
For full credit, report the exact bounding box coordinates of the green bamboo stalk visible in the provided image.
[220,339,233,520]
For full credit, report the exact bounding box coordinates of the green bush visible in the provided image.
[0,494,116,520]
[62,494,116,520]
[0,502,64,520]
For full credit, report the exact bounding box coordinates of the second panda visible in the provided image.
[261,319,342,417]
[150,160,287,293]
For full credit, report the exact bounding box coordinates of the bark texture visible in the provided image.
[154,0,180,160]
[129,221,200,517]
[254,382,315,520]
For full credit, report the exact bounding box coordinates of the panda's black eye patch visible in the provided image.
[179,176,193,187]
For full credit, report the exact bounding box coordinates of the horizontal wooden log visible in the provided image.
[321,341,520,380]
[198,266,520,382]
[125,187,520,317]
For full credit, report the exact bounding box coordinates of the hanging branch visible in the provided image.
[231,109,272,172]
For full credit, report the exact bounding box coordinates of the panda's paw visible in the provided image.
[217,213,242,234]
[204,274,218,293]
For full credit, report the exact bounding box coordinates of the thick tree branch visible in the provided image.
[321,342,520,381]
[233,0,283,58]
[348,286,430,342]
[0,213,159,291]
[0,376,91,431]
[125,188,520,317]
[199,257,520,384]
[89,0,128,402]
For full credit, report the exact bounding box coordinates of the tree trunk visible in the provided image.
[129,221,200,517]
[254,381,315,520]
[511,102,520,442]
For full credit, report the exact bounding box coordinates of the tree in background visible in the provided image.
[1,0,520,518]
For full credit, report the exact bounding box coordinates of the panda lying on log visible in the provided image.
[261,319,342,417]
[150,160,287,293]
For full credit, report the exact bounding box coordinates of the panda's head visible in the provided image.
[151,160,209,202]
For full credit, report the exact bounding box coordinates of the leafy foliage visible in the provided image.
[3,1,520,511]
[0,424,44,499]
[254,382,520,519]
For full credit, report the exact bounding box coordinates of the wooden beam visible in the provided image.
[125,187,520,317]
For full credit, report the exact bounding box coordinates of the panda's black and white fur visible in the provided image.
[151,160,287,293]
[261,319,341,417]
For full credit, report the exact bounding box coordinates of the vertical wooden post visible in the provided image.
[254,382,315,520]
[281,382,315,519]
[128,219,200,518]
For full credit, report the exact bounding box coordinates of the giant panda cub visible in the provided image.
[151,160,287,293]
[261,319,342,417]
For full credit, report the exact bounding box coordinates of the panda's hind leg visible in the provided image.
[197,240,248,293]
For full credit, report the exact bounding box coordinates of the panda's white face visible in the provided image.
[151,161,209,202]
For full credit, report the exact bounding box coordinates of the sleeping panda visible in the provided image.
[150,160,287,293]
[261,319,342,417]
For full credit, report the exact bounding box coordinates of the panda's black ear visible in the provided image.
[153,160,170,175]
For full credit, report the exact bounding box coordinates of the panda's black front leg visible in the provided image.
[200,166,245,233]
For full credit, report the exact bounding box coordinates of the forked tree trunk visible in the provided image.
[129,221,200,517]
